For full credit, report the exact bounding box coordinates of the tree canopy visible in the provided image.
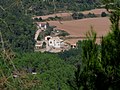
[0,0,36,52]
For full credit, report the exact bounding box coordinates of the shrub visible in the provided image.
[42,42,46,48]
[34,17,43,22]
[72,12,85,19]
[48,17,56,20]
[86,12,96,18]
[101,12,107,17]
[58,30,69,37]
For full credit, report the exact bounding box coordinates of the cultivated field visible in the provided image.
[48,17,111,37]
[48,17,111,44]
[82,8,108,15]
[34,9,111,44]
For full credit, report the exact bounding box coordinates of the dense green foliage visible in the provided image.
[72,12,101,20]
[67,1,120,90]
[0,0,36,52]
[0,52,75,89]
[72,12,85,19]
[101,12,107,17]
[1,0,101,16]
[13,53,75,90]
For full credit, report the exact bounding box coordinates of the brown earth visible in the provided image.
[82,8,108,15]
[48,17,111,44]
[34,9,111,37]
[34,9,111,44]
[48,17,111,37]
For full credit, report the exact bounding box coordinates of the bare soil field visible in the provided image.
[48,17,111,44]
[48,17,111,37]
[82,8,108,15]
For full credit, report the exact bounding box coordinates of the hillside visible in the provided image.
[1,0,120,90]
[29,0,102,15]
[47,17,110,44]
[33,8,108,21]
[48,17,110,37]
[34,8,110,44]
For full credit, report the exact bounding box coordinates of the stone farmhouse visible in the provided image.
[34,22,71,53]
[45,36,64,48]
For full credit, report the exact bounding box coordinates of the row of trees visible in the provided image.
[34,12,107,22]
[72,11,108,20]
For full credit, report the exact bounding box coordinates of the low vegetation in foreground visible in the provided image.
[1,0,120,90]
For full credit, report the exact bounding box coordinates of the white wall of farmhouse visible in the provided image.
[39,24,47,30]
[49,39,60,48]
[48,37,63,48]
